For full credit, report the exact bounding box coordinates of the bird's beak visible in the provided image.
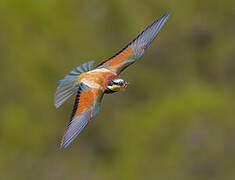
[124,82,128,89]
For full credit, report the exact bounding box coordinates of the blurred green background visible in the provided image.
[0,0,235,179]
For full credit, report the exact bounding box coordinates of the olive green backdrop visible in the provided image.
[0,0,234,179]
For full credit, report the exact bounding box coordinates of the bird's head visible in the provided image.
[105,78,128,94]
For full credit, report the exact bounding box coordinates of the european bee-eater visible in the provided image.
[55,13,170,149]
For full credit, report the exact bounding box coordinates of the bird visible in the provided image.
[55,13,170,149]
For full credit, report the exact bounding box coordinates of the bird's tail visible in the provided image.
[54,60,94,108]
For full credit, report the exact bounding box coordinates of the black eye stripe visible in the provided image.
[109,79,124,86]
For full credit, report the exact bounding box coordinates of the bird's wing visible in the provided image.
[95,13,170,74]
[61,83,104,149]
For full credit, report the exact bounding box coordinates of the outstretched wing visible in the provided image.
[96,13,170,74]
[61,84,104,149]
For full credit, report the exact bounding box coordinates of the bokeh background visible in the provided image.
[0,0,235,179]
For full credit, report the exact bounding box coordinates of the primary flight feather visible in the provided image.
[55,13,170,149]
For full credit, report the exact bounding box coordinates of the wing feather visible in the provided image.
[61,86,104,149]
[96,13,170,74]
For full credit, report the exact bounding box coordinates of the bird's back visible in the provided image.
[78,68,119,90]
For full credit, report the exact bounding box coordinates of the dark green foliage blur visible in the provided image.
[0,0,235,179]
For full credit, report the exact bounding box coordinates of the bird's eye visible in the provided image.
[119,81,124,85]
[112,79,124,85]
